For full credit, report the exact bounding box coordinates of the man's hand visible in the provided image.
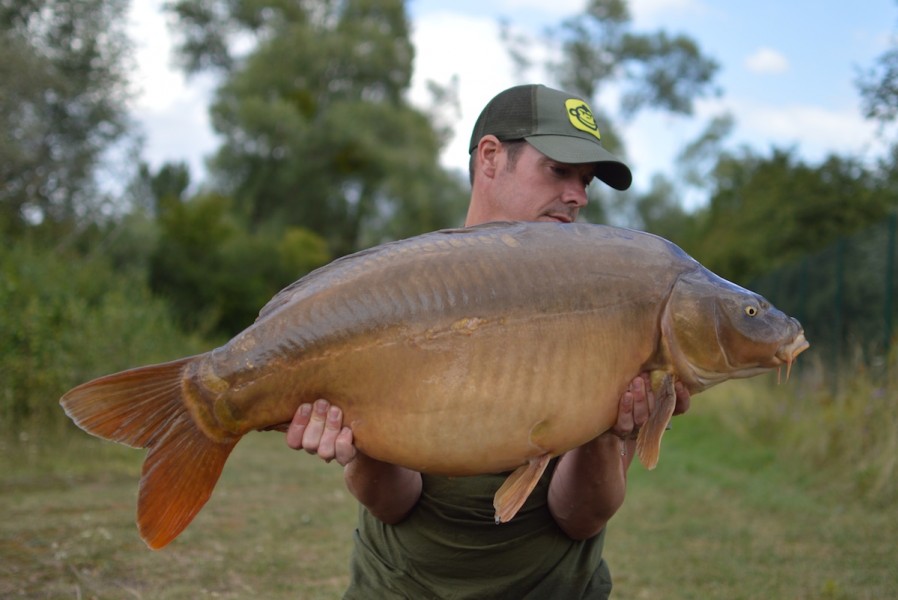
[285,399,422,523]
[612,374,654,439]
[612,373,691,439]
[286,399,357,466]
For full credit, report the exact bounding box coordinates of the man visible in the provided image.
[286,84,690,598]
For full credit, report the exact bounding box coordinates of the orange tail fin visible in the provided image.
[60,357,237,549]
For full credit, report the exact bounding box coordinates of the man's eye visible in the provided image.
[550,165,568,176]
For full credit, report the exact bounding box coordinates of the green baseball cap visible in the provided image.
[468,84,632,190]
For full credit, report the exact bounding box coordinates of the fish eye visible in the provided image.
[745,305,759,317]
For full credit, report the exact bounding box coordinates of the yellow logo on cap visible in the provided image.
[565,99,601,140]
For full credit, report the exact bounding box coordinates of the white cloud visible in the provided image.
[128,0,187,112]
[735,101,881,158]
[496,0,586,16]
[744,47,790,75]
[127,0,219,180]
[617,95,884,200]
[409,12,553,173]
[629,0,709,21]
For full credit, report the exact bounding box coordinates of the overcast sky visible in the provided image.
[127,0,897,197]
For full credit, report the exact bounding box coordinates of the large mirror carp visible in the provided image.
[61,222,809,549]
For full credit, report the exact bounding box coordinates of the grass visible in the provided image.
[0,432,357,599]
[605,405,897,599]
[2,377,896,599]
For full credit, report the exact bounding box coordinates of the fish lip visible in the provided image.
[775,332,810,364]
[769,332,808,381]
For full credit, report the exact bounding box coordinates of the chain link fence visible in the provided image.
[748,213,898,379]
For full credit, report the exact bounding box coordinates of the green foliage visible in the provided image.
[683,148,897,282]
[0,240,205,432]
[631,174,698,243]
[617,31,720,117]
[551,0,719,120]
[857,43,898,125]
[167,0,468,256]
[706,357,898,508]
[150,192,331,335]
[0,0,134,236]
[525,0,719,223]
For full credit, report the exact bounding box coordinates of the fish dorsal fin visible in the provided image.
[493,454,551,524]
[635,372,677,470]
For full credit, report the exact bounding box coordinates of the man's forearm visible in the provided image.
[344,454,422,524]
[547,432,634,540]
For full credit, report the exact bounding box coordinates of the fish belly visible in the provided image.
[214,310,649,476]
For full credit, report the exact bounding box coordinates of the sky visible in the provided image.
[127,0,898,200]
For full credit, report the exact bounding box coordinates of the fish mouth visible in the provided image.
[774,331,810,381]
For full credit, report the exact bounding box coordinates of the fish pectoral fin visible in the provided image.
[635,372,677,471]
[493,454,551,524]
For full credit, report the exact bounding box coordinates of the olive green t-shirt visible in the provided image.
[344,460,612,599]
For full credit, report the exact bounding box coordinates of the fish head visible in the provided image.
[663,268,809,392]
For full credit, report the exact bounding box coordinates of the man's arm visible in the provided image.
[548,375,691,540]
[286,399,422,524]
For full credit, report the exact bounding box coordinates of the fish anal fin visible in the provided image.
[493,454,551,524]
[139,423,237,549]
[635,372,677,470]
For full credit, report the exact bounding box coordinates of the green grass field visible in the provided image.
[2,387,896,599]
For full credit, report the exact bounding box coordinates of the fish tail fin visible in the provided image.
[60,356,238,549]
[138,414,237,549]
[635,372,677,470]
[493,454,551,524]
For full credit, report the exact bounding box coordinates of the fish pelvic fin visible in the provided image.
[493,454,551,524]
[635,372,677,470]
[59,356,238,550]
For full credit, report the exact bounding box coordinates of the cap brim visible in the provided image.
[526,135,632,191]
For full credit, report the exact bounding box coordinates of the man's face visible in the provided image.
[477,142,595,225]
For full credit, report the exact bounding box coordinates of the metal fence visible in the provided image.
[748,213,898,377]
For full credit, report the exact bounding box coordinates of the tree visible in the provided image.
[857,45,898,126]
[0,0,134,236]
[553,0,719,116]
[147,183,331,335]
[684,148,896,283]
[856,0,898,131]
[629,174,696,244]
[531,0,720,224]
[166,0,468,256]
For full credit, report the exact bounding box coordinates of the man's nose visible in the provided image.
[563,182,589,207]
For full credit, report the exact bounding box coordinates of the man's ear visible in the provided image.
[475,135,502,178]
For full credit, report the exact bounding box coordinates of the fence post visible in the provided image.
[834,238,845,381]
[885,213,896,358]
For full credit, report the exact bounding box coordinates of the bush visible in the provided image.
[0,241,208,433]
[703,353,898,507]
